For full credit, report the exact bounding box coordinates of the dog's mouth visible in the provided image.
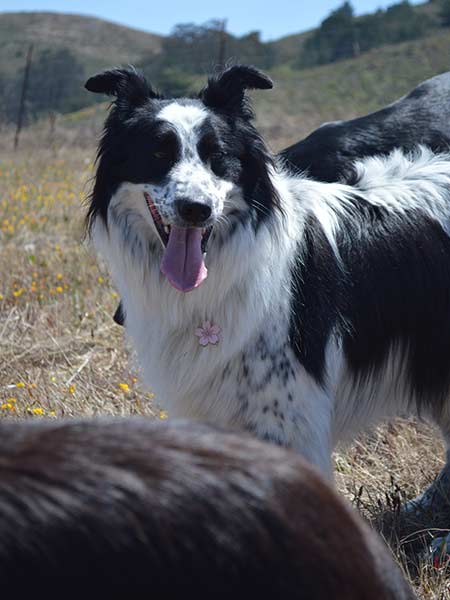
[144,191,212,293]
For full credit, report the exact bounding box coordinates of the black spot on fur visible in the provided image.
[289,215,344,385]
[243,364,249,379]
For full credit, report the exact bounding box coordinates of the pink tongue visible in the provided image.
[160,226,208,292]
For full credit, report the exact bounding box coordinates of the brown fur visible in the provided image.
[0,418,415,598]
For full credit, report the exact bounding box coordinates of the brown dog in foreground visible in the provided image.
[0,418,415,598]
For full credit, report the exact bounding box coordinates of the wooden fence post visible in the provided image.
[14,43,34,152]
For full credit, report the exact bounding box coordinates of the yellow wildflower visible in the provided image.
[118,383,130,392]
[159,410,168,420]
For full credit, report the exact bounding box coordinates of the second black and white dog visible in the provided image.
[280,70,450,182]
[86,65,450,507]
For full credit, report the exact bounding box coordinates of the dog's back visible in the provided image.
[0,418,415,598]
[280,71,450,182]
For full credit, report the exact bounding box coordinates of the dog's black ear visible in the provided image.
[200,65,273,115]
[85,67,158,105]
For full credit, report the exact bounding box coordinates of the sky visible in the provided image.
[0,0,424,40]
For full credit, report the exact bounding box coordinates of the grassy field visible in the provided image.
[0,141,449,597]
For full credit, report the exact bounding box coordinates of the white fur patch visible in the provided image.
[352,146,450,235]
[157,102,207,136]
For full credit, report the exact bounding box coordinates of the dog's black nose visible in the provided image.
[175,199,212,224]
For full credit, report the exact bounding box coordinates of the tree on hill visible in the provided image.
[299,0,432,68]
[27,48,85,118]
[354,10,385,53]
[439,0,450,26]
[161,22,223,74]
[302,2,357,66]
[0,48,86,124]
[139,20,274,96]
[382,1,429,42]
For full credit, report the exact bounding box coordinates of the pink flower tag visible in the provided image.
[195,321,221,346]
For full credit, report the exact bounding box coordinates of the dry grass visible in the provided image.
[0,148,160,419]
[0,145,449,598]
[337,421,450,598]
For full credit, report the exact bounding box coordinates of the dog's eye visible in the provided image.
[152,150,169,160]
[209,151,228,177]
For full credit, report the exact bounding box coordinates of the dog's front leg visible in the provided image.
[246,365,335,482]
[288,389,334,483]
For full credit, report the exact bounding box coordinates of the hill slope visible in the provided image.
[0,11,162,76]
[2,6,450,153]
[257,29,450,147]
[20,28,447,155]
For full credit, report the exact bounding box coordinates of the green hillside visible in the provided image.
[268,0,443,65]
[30,28,448,154]
[257,28,450,148]
[2,4,450,153]
[0,11,162,76]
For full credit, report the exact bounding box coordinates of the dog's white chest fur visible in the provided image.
[91,181,337,469]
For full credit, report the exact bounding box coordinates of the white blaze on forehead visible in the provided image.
[157,102,207,134]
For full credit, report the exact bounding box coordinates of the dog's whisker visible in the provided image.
[248,197,271,217]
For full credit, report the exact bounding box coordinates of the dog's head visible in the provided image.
[86,65,277,292]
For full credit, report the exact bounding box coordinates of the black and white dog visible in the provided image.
[86,65,450,507]
[281,70,450,182]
